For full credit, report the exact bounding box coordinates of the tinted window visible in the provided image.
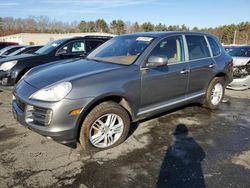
[150,36,184,64]
[207,37,221,56]
[3,47,22,55]
[186,35,210,60]
[8,47,27,56]
[24,46,42,54]
[86,40,104,52]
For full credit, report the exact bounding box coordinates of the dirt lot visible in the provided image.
[0,89,250,188]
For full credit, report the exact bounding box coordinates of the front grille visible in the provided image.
[25,105,53,127]
[233,64,250,78]
[16,97,25,111]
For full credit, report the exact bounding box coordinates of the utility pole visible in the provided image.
[233,30,237,45]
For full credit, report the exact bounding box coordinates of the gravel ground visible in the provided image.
[0,89,250,188]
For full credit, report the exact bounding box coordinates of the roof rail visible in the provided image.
[74,35,113,39]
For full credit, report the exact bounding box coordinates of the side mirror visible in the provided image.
[56,49,67,56]
[146,55,168,68]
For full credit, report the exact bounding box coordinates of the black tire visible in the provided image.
[79,101,130,151]
[203,77,225,110]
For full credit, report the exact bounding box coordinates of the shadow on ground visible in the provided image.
[156,124,206,188]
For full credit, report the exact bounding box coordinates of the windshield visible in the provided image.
[35,39,66,55]
[87,36,154,65]
[228,47,250,57]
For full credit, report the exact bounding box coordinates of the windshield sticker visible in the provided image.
[52,43,59,47]
[136,37,153,42]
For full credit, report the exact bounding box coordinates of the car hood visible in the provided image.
[233,57,250,66]
[24,58,124,89]
[0,53,36,64]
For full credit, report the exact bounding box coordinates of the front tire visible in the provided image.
[203,77,225,110]
[79,101,130,151]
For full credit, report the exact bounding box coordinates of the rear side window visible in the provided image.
[186,35,210,60]
[86,40,104,52]
[207,36,221,56]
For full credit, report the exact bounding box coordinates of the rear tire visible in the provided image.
[79,101,130,151]
[203,77,225,110]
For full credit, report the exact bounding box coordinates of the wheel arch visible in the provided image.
[16,67,32,83]
[214,72,229,84]
[75,94,134,141]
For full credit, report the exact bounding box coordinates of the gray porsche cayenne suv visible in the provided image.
[12,32,233,150]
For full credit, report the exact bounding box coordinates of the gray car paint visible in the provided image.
[12,32,233,147]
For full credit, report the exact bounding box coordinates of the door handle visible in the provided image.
[180,69,189,74]
[209,64,215,68]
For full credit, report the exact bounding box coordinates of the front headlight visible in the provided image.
[30,82,72,102]
[0,60,18,71]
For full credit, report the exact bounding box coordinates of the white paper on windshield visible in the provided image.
[52,43,59,47]
[136,37,153,42]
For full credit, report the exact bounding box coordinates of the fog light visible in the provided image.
[69,108,82,116]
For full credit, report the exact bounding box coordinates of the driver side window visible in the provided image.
[57,40,86,55]
[71,41,85,53]
[150,36,184,64]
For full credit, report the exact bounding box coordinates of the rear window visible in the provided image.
[186,35,210,60]
[207,37,221,56]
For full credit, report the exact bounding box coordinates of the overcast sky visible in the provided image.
[0,0,249,28]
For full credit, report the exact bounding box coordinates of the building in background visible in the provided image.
[0,33,114,45]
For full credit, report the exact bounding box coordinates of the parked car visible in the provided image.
[226,45,250,90]
[0,42,19,50]
[0,45,25,56]
[12,32,233,150]
[0,36,112,90]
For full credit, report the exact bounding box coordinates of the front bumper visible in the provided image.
[12,80,94,147]
[227,75,250,90]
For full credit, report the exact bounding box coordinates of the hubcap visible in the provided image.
[89,113,124,148]
[211,83,223,105]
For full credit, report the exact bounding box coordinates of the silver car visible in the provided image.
[226,45,250,90]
